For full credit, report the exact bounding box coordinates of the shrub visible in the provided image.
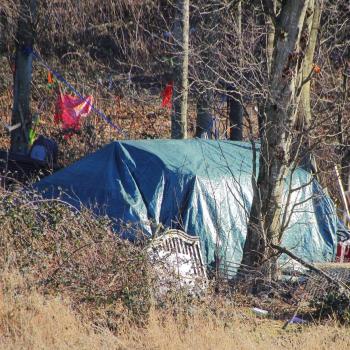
[311,289,350,324]
[0,186,153,328]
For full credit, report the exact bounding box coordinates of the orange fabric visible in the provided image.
[313,64,321,74]
[48,71,54,84]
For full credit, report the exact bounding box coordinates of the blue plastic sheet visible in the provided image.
[34,139,338,269]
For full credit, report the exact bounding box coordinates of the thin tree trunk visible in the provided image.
[11,0,36,154]
[195,1,216,139]
[241,0,311,278]
[171,0,189,139]
[227,1,244,141]
[339,62,350,214]
[195,93,212,138]
[227,85,243,141]
[258,0,276,137]
[237,0,242,36]
[0,9,6,54]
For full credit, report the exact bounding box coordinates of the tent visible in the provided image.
[34,139,338,271]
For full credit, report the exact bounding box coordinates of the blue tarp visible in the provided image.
[34,139,338,269]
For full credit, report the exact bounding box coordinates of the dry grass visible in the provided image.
[0,171,349,350]
[0,271,119,350]
[0,270,350,350]
[0,172,348,350]
[125,316,350,350]
[0,187,348,349]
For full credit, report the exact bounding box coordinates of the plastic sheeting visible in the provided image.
[34,139,338,270]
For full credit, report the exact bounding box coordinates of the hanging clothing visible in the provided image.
[161,81,173,109]
[54,91,93,136]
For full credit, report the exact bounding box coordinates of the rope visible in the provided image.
[30,49,126,136]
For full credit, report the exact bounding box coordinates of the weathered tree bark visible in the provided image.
[297,0,322,171]
[11,0,37,154]
[265,0,276,79]
[298,0,322,129]
[171,0,189,139]
[241,0,313,278]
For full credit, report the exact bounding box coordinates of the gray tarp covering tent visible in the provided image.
[34,139,338,270]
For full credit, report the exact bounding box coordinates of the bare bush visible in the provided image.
[0,186,153,327]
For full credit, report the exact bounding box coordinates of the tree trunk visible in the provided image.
[228,2,244,141]
[11,0,36,155]
[0,9,7,54]
[299,0,322,129]
[171,0,189,139]
[227,85,243,141]
[339,63,350,213]
[195,1,216,139]
[241,0,312,277]
[195,93,212,138]
[266,0,276,79]
[258,0,277,138]
[297,0,322,171]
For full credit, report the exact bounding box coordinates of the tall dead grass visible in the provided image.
[0,271,119,350]
[0,184,349,350]
[1,269,350,350]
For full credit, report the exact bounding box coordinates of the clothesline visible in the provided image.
[30,48,127,137]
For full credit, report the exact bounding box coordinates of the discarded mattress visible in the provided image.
[34,139,338,271]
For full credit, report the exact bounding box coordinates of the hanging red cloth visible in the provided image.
[161,81,173,109]
[54,91,93,137]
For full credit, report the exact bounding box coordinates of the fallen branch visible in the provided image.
[271,243,350,297]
